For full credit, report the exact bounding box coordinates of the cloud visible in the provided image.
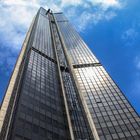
[128,55,140,114]
[3,0,39,7]
[0,1,38,50]
[74,10,117,31]
[64,0,124,31]
[60,0,82,7]
[130,80,140,114]
[121,28,138,46]
[87,0,121,9]
[0,0,40,76]
[129,68,140,114]
[0,48,17,76]
[0,0,126,77]
[134,56,140,70]
[0,0,125,50]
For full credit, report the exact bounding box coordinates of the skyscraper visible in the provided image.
[0,7,140,140]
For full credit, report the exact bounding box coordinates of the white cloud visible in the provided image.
[122,28,138,40]
[0,0,125,51]
[105,11,117,20]
[74,10,117,31]
[0,49,17,76]
[121,28,138,46]
[129,55,140,114]
[66,0,124,31]
[60,0,82,7]
[0,0,125,78]
[129,70,140,114]
[134,56,140,70]
[0,1,38,49]
[87,0,121,9]
[75,11,102,31]
[3,0,39,7]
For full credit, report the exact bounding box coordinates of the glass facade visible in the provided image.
[74,66,140,140]
[9,51,70,140]
[56,14,98,65]
[0,7,140,140]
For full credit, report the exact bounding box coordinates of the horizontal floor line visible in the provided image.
[57,20,69,22]
[31,47,57,64]
[73,63,102,68]
[53,12,63,14]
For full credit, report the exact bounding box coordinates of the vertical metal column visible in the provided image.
[48,13,75,140]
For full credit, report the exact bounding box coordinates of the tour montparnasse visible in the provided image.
[0,7,140,140]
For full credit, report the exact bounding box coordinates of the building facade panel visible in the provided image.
[62,71,94,139]
[54,13,68,22]
[33,12,54,59]
[74,66,140,139]
[9,50,70,140]
[54,13,99,65]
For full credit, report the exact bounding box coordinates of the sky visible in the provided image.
[0,0,140,114]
